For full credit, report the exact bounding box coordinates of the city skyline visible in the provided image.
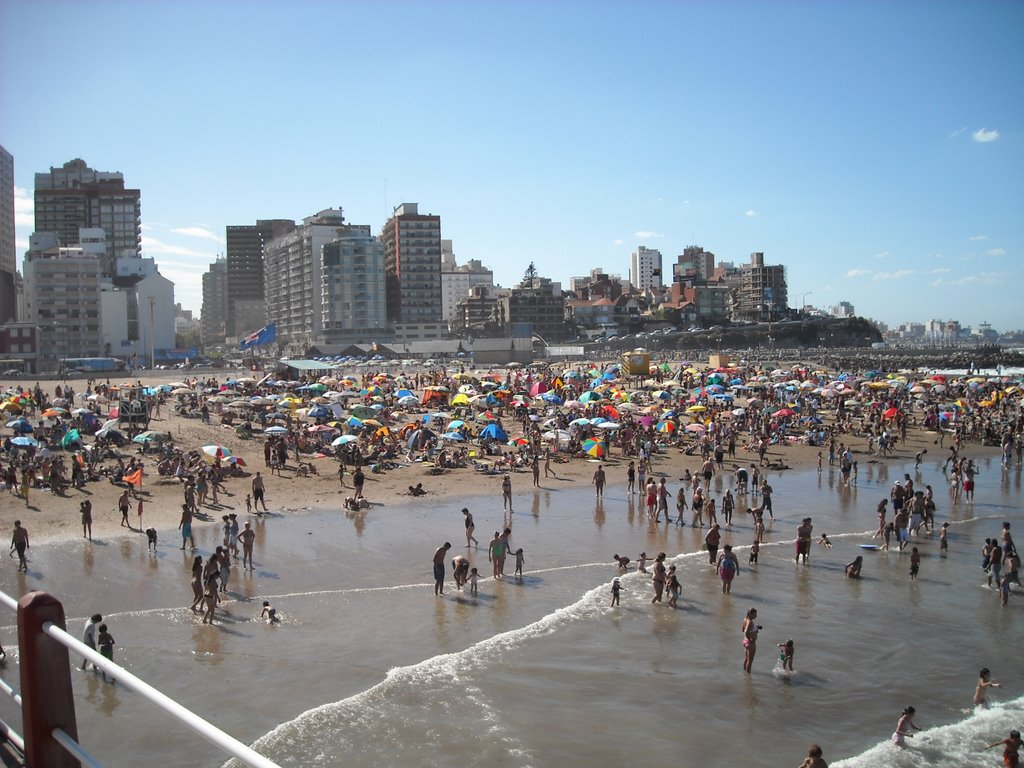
[2,1,1021,329]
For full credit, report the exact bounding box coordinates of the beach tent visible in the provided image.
[478,424,509,442]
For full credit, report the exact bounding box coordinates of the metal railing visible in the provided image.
[0,589,282,768]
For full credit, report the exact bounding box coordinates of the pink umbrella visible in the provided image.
[529,381,548,397]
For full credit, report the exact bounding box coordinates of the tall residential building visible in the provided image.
[494,275,570,342]
[630,246,663,291]
[734,252,788,322]
[264,209,349,350]
[0,146,14,323]
[442,256,494,324]
[225,219,295,339]
[381,203,442,325]
[22,232,104,368]
[673,246,715,283]
[201,257,228,348]
[320,225,388,345]
[33,158,142,280]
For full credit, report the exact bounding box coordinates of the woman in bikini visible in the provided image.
[741,607,759,673]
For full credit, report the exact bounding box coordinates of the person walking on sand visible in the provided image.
[252,471,269,511]
[462,508,479,548]
[433,542,451,595]
[118,488,131,527]
[501,473,513,511]
[80,499,93,541]
[742,608,760,673]
[10,520,29,572]
[891,706,921,746]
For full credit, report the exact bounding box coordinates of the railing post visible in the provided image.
[18,591,80,768]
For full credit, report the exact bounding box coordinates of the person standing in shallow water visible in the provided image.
[433,542,451,595]
[741,608,759,673]
[650,553,667,604]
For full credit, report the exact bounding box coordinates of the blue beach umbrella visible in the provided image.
[11,436,38,447]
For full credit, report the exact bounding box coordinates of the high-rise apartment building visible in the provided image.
[225,219,295,339]
[735,252,788,322]
[381,203,442,325]
[0,146,15,323]
[264,209,350,350]
[320,225,387,345]
[22,232,104,367]
[33,158,142,280]
[630,246,663,291]
[201,257,228,348]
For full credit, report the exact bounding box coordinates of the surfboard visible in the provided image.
[859,544,880,550]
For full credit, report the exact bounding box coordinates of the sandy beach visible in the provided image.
[0,364,961,546]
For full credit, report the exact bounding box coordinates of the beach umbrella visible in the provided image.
[540,392,563,404]
[882,407,901,419]
[684,424,706,434]
[264,425,289,435]
[582,437,607,458]
[595,421,620,430]
[41,408,67,418]
[11,436,38,447]
[395,389,414,399]
[201,444,233,463]
[350,405,376,419]
[450,393,470,406]
[306,424,337,433]
[441,431,465,441]
[569,417,591,427]
[772,408,796,418]
[397,395,419,407]
[686,405,706,413]
[307,405,330,419]
[332,434,359,446]
[542,429,571,444]
[578,391,602,404]
[133,430,171,444]
[476,411,499,422]
[656,420,676,433]
[6,417,32,433]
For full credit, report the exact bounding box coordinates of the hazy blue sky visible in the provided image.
[3,1,1021,329]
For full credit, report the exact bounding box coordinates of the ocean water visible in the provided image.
[0,451,1020,768]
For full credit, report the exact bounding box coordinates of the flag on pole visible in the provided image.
[240,323,277,351]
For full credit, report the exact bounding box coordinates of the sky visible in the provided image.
[2,1,1022,330]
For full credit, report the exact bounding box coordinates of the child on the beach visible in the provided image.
[636,552,648,574]
[882,521,895,550]
[974,667,1001,706]
[909,547,920,579]
[613,554,631,570]
[940,522,949,553]
[145,527,158,552]
[97,624,115,681]
[245,494,252,514]
[667,565,681,608]
[999,572,1011,607]
[513,548,524,578]
[610,576,623,606]
[749,539,759,565]
[261,600,279,623]
[777,639,794,671]
[818,533,833,548]
[817,452,822,472]
[469,567,479,595]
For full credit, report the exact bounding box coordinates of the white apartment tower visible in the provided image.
[630,246,663,291]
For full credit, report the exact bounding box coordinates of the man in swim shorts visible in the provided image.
[433,542,451,595]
